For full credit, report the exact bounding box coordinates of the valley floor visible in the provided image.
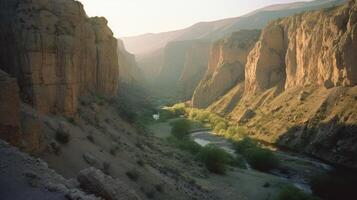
[147,116,330,200]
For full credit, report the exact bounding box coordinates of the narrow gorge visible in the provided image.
[0,0,356,200]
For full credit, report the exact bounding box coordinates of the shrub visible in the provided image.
[233,138,279,171]
[87,135,95,143]
[196,145,232,174]
[214,121,227,133]
[276,185,320,200]
[167,103,186,116]
[233,137,258,153]
[126,169,139,181]
[229,154,247,169]
[155,184,164,193]
[167,136,202,154]
[170,119,192,139]
[117,104,136,123]
[136,159,145,167]
[243,147,279,172]
[55,129,70,144]
[196,111,210,122]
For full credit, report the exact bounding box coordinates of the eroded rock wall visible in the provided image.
[178,41,211,100]
[192,30,260,108]
[245,0,357,94]
[0,0,119,117]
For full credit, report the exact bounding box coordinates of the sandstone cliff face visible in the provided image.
[0,0,119,117]
[196,1,357,168]
[245,0,357,94]
[192,30,260,108]
[178,42,210,100]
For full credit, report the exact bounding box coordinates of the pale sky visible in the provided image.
[78,0,308,37]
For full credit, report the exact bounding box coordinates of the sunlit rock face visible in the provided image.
[245,0,357,95]
[191,0,357,168]
[0,0,119,117]
[192,30,261,108]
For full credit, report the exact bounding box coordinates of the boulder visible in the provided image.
[77,167,140,200]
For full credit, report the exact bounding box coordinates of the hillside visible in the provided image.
[193,0,357,168]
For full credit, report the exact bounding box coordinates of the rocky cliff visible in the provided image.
[178,42,210,100]
[245,0,356,94]
[192,30,260,108]
[0,0,119,117]
[193,0,357,168]
[117,39,144,85]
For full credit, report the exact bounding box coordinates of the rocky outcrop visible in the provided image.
[245,0,357,94]
[192,30,260,108]
[0,70,21,146]
[0,139,100,200]
[117,39,144,85]
[178,42,210,100]
[0,0,119,117]
[192,1,357,168]
[78,167,140,200]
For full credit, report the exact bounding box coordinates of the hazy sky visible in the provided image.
[78,0,308,37]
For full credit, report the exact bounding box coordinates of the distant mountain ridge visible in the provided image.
[122,0,346,56]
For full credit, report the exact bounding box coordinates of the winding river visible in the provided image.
[190,130,332,193]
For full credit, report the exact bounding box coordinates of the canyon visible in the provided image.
[0,0,356,199]
[191,0,357,168]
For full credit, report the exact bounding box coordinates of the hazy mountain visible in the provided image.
[122,0,346,56]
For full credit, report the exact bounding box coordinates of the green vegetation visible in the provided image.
[167,136,202,154]
[233,137,279,172]
[276,185,320,200]
[170,119,192,139]
[196,145,233,174]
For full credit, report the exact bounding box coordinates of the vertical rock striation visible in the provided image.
[192,30,261,108]
[245,0,357,95]
[178,41,211,100]
[0,0,119,117]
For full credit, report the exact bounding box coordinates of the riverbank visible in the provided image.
[146,114,328,199]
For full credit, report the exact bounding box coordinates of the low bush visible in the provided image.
[167,136,202,155]
[117,105,136,123]
[55,129,70,144]
[196,145,232,174]
[244,147,279,172]
[213,121,227,133]
[233,138,279,171]
[276,185,320,200]
[170,119,192,139]
[232,137,258,153]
